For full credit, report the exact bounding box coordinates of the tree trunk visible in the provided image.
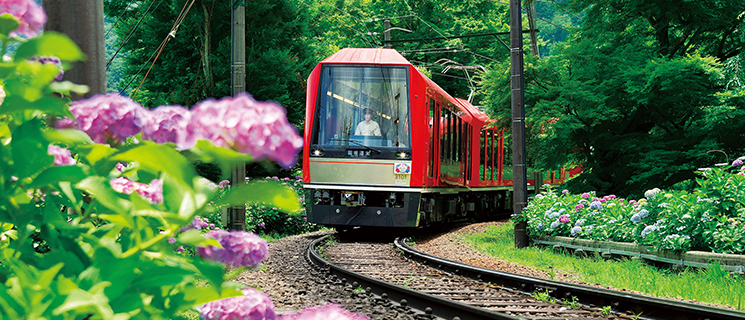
[201,2,214,97]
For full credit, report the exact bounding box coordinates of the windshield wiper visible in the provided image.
[329,138,382,154]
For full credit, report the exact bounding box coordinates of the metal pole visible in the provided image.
[384,19,391,48]
[42,0,107,99]
[229,0,246,231]
[510,0,528,248]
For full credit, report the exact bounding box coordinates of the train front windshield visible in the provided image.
[312,66,411,157]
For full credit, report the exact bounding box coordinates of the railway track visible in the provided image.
[307,235,745,320]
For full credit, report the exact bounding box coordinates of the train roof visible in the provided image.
[320,48,410,65]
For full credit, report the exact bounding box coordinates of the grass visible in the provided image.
[463,223,745,310]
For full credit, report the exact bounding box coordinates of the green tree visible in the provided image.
[104,0,317,126]
[483,0,745,198]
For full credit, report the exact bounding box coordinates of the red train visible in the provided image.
[302,48,576,229]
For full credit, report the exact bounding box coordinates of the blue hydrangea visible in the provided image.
[544,209,553,216]
[589,201,602,210]
[536,223,544,230]
[570,226,582,236]
[638,209,649,218]
[641,225,658,237]
[558,208,566,214]
[575,219,585,227]
[549,211,560,219]
[550,220,560,229]
[631,213,641,224]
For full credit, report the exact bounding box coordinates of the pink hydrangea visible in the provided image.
[201,287,276,320]
[57,93,148,144]
[0,0,46,38]
[580,193,591,199]
[280,304,371,320]
[559,214,570,223]
[574,204,584,211]
[188,93,303,168]
[140,105,194,149]
[109,177,163,204]
[197,230,269,268]
[47,145,75,166]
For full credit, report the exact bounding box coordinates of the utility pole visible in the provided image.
[229,0,246,231]
[384,19,391,48]
[510,0,529,248]
[42,0,107,99]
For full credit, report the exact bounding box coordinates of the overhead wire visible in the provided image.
[104,0,138,38]
[107,0,164,70]
[127,0,198,100]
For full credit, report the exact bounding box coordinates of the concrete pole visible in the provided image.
[510,0,528,248]
[42,0,107,99]
[229,0,246,231]
[384,19,391,48]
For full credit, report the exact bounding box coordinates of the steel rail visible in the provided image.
[396,237,745,320]
[307,235,526,320]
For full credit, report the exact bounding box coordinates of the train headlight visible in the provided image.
[395,151,411,160]
[311,148,325,157]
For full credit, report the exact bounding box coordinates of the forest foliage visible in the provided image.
[104,0,745,198]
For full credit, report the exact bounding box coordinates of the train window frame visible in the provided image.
[311,64,412,159]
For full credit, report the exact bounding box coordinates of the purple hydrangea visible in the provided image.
[141,105,194,149]
[561,189,569,195]
[589,201,602,210]
[201,287,276,320]
[219,180,231,188]
[280,303,371,320]
[57,93,148,144]
[732,159,743,167]
[197,230,269,268]
[48,145,75,166]
[188,93,303,168]
[559,214,570,223]
[0,0,46,38]
[28,56,64,81]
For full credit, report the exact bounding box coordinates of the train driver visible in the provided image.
[355,108,381,136]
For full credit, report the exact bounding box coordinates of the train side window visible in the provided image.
[428,98,436,178]
[438,105,448,161]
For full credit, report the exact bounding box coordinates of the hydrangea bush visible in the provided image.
[518,159,745,254]
[0,5,369,319]
[246,174,323,237]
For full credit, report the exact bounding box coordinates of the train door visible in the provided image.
[426,96,440,186]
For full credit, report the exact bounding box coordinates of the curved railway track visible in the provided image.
[307,234,745,320]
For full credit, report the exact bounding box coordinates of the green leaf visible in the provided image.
[76,176,132,215]
[218,180,302,214]
[30,166,87,188]
[111,142,195,187]
[49,81,90,96]
[0,14,20,37]
[76,144,116,168]
[14,32,86,63]
[177,229,220,247]
[186,139,253,179]
[10,119,51,179]
[43,128,94,146]
[0,95,73,118]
